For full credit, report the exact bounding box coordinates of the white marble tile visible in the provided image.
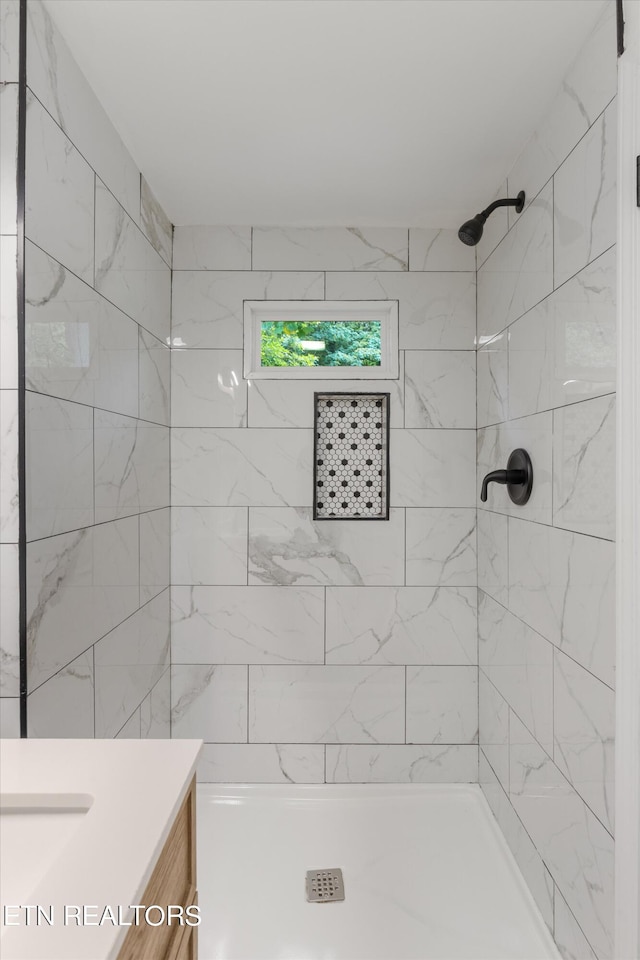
[553,394,615,540]
[326,745,478,783]
[0,697,20,737]
[479,591,553,752]
[171,585,324,665]
[0,82,17,234]
[94,589,170,738]
[171,270,324,349]
[408,228,475,271]
[508,518,615,687]
[94,181,171,343]
[140,667,171,739]
[0,237,17,391]
[391,429,476,507]
[477,333,508,427]
[197,743,325,784]
[0,1,20,82]
[554,104,617,288]
[477,181,553,342]
[25,91,94,283]
[479,752,554,932]
[27,0,141,221]
[0,387,18,542]
[249,665,405,744]
[253,227,408,271]
[172,349,246,427]
[171,664,247,742]
[554,889,598,960]
[477,510,508,606]
[140,177,172,267]
[115,707,141,739]
[0,544,19,696]
[477,412,552,524]
[139,508,170,604]
[171,428,311,507]
[475,180,510,270]
[405,508,476,586]
[27,650,94,738]
[326,271,476,350]
[509,714,614,960]
[94,410,169,522]
[508,248,616,420]
[554,650,614,834]
[248,506,405,586]
[406,666,478,744]
[479,674,509,791]
[326,586,477,665]
[26,392,94,540]
[404,350,475,428]
[27,516,139,689]
[171,506,247,586]
[139,329,170,426]
[173,226,251,270]
[25,241,139,417]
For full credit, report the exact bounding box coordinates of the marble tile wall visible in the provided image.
[476,5,616,958]
[22,0,172,739]
[171,223,478,784]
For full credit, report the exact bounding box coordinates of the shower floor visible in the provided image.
[196,783,559,960]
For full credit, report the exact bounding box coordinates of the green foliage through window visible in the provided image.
[260,321,381,367]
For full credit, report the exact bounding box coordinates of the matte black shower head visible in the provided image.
[458,191,525,246]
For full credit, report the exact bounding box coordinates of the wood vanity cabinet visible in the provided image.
[118,778,198,960]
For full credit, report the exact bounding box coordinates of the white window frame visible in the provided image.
[243,300,399,380]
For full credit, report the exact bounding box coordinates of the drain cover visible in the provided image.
[306,868,345,902]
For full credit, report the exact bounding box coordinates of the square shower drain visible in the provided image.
[305,868,345,902]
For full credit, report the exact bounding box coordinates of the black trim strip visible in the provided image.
[17,0,27,737]
[617,0,625,56]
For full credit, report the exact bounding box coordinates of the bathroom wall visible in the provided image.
[476,5,616,959]
[170,225,479,783]
[0,0,21,736]
[22,0,173,739]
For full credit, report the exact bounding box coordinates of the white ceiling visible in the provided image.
[43,0,608,228]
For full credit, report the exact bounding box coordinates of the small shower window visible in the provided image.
[243,301,399,380]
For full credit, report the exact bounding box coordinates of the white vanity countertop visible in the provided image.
[0,738,202,960]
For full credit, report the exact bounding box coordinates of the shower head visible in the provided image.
[458,191,525,246]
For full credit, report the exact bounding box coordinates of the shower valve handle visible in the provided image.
[480,468,525,502]
[479,449,534,505]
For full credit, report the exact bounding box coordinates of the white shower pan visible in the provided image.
[197,783,560,960]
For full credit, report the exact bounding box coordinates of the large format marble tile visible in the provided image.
[405,508,476,586]
[477,181,553,342]
[478,591,553,752]
[172,428,311,507]
[171,665,248,742]
[391,429,476,507]
[172,349,246,427]
[508,248,615,420]
[553,394,615,540]
[509,715,614,959]
[554,104,617,288]
[0,544,19,696]
[94,410,169,522]
[198,744,325,783]
[553,889,598,960]
[27,516,139,689]
[0,387,18,542]
[173,226,250,270]
[26,392,93,540]
[25,241,139,417]
[406,666,478,744]
[115,708,141,739]
[0,83,17,234]
[140,667,171,739]
[477,333,508,427]
[171,506,247,585]
[0,697,20,737]
[408,228,475,271]
[0,236,18,390]
[139,508,170,604]
[326,745,478,783]
[27,0,140,221]
[0,0,20,82]
[477,509,508,606]
[249,665,405,744]
[508,518,615,687]
[171,270,324,349]
[325,586,477,665]
[554,650,614,834]
[478,674,509,791]
[25,91,94,283]
[27,650,94,738]
[253,227,408,271]
[248,507,405,586]
[94,589,170,738]
[139,329,170,426]
[326,271,475,350]
[404,350,475,428]
[140,177,172,267]
[94,181,171,343]
[171,585,324,665]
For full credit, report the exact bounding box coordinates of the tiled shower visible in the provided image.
[0,1,617,957]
